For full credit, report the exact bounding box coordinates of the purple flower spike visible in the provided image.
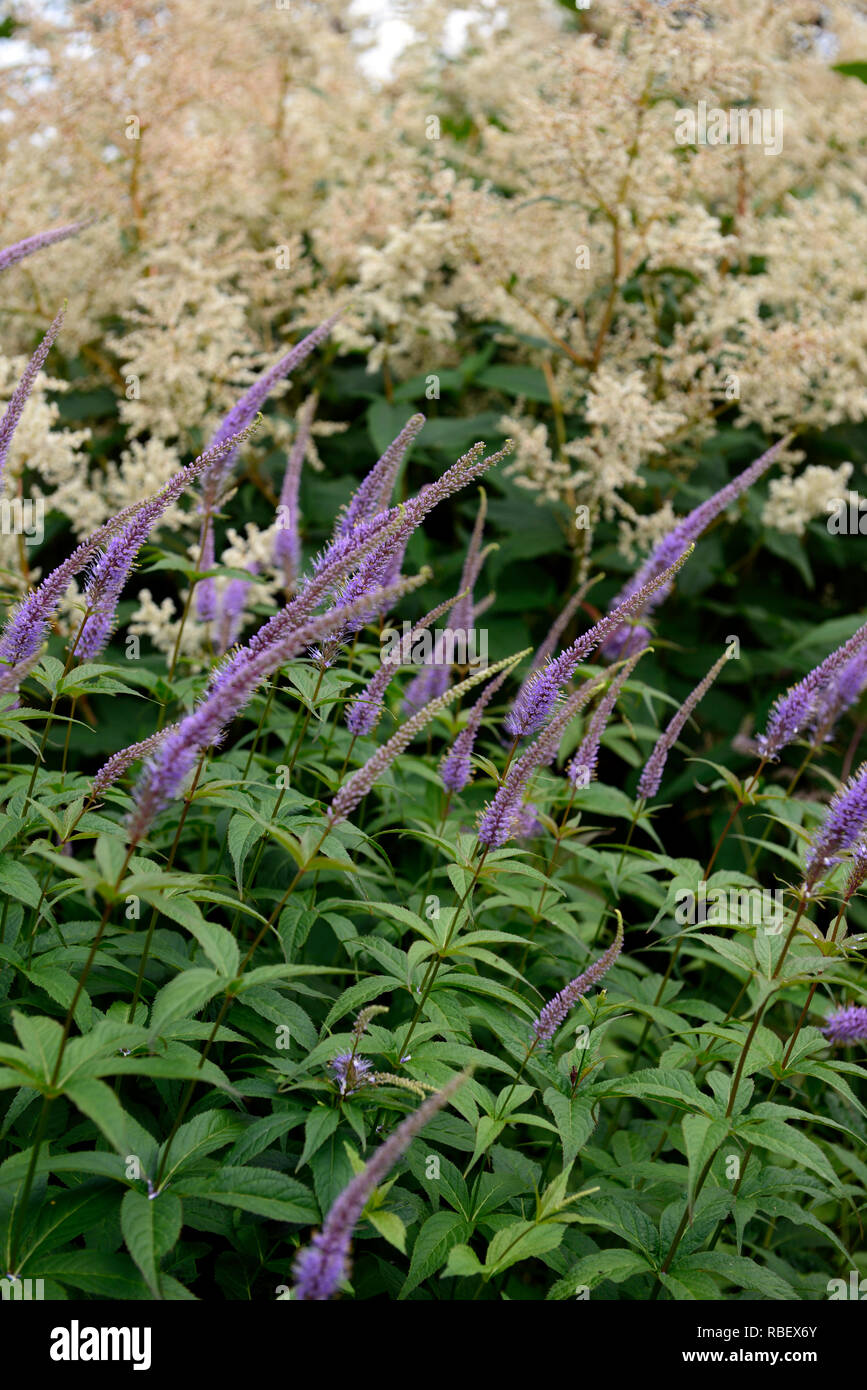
[821,1005,867,1045]
[440,666,510,793]
[0,219,93,276]
[479,676,600,848]
[336,413,425,540]
[530,914,624,1045]
[637,648,730,801]
[601,436,791,660]
[506,547,692,738]
[758,621,867,761]
[803,762,867,894]
[567,647,645,787]
[0,306,65,487]
[292,1071,469,1300]
[346,592,458,739]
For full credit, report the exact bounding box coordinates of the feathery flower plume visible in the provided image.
[602,437,792,660]
[328,651,525,826]
[336,413,425,539]
[757,620,867,761]
[274,394,317,590]
[530,913,624,1044]
[567,647,646,786]
[70,419,262,663]
[0,219,92,275]
[196,312,341,620]
[90,724,179,801]
[440,665,510,794]
[845,842,867,898]
[506,547,692,738]
[480,676,601,848]
[345,592,459,738]
[803,762,867,894]
[292,1070,469,1300]
[128,569,431,843]
[0,307,65,487]
[637,649,730,801]
[821,1004,867,1045]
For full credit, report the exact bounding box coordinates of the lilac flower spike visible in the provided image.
[196,312,341,619]
[602,436,792,660]
[637,648,731,801]
[506,546,692,738]
[757,620,867,760]
[821,1004,867,1045]
[292,1070,469,1300]
[90,724,179,801]
[274,394,317,590]
[128,568,432,843]
[440,666,510,794]
[803,761,867,895]
[0,306,65,487]
[567,647,645,787]
[530,913,624,1045]
[336,413,425,539]
[480,676,602,848]
[71,417,263,663]
[329,651,525,826]
[215,564,258,656]
[0,220,92,275]
[345,592,459,738]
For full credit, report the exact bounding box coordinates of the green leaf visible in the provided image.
[296,1106,340,1170]
[544,1089,597,1168]
[400,1211,470,1298]
[149,968,226,1038]
[121,1189,183,1297]
[173,1166,318,1222]
[484,1220,564,1276]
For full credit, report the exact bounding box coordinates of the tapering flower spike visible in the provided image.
[0,306,65,487]
[196,312,341,619]
[440,665,510,794]
[821,1004,867,1045]
[567,647,646,786]
[637,648,730,801]
[336,413,425,540]
[70,418,262,664]
[292,1070,469,1300]
[506,546,692,738]
[0,220,92,275]
[480,676,602,848]
[530,913,624,1044]
[90,724,180,801]
[803,762,867,895]
[345,591,460,738]
[328,651,525,826]
[274,394,317,590]
[128,568,432,844]
[757,620,867,761]
[602,437,792,660]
